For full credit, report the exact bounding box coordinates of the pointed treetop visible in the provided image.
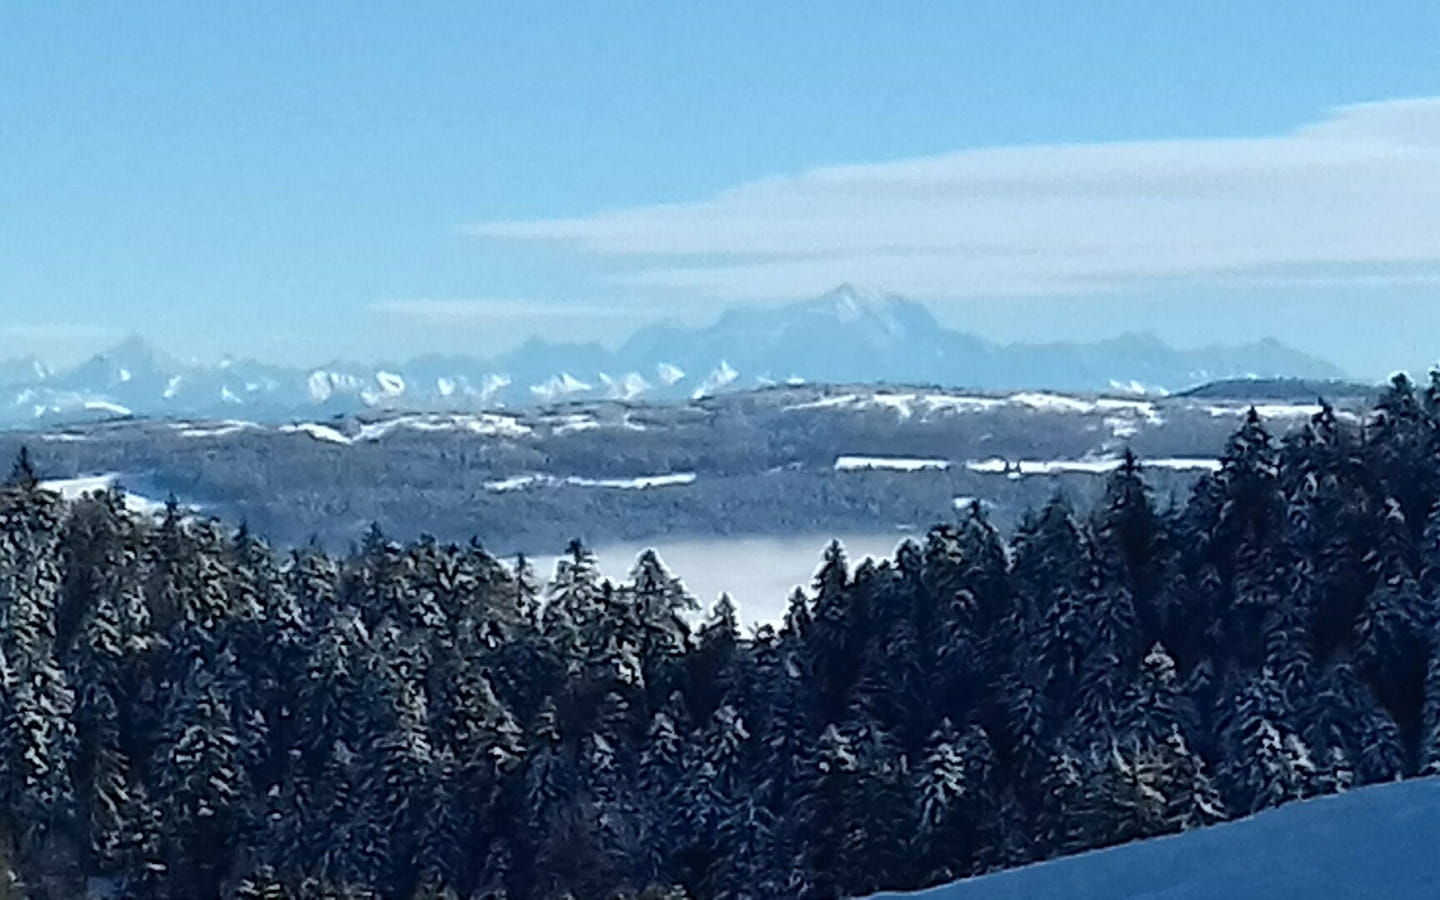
[1121,446,1140,472]
[7,446,38,490]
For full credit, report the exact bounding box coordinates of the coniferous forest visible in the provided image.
[4,374,1440,899]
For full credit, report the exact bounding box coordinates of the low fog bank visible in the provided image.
[532,532,914,628]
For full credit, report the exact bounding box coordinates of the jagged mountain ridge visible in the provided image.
[0,285,1345,428]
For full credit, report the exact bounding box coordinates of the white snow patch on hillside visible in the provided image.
[551,414,600,435]
[870,393,919,418]
[1094,398,1162,421]
[786,392,1007,418]
[1105,417,1141,438]
[163,375,183,399]
[868,777,1440,900]
[356,413,532,441]
[1203,403,1361,424]
[966,456,1220,476]
[1147,457,1224,472]
[279,422,352,445]
[951,496,995,510]
[175,421,256,439]
[835,456,951,472]
[785,389,1164,422]
[1008,391,1094,413]
[784,394,861,412]
[1006,393,1163,425]
[483,474,545,492]
[484,472,696,492]
[571,473,696,489]
[921,393,1006,414]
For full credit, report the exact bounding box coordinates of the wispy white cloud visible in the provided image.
[0,323,117,341]
[466,97,1440,300]
[1221,271,1440,289]
[367,298,633,324]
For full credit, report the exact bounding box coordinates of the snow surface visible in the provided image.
[835,456,951,472]
[826,452,1219,477]
[38,474,168,515]
[785,392,1006,417]
[280,413,534,444]
[784,393,864,412]
[354,413,532,441]
[484,472,697,491]
[174,420,256,439]
[868,777,1440,900]
[1205,402,1362,424]
[1007,391,1096,413]
[570,473,696,489]
[784,391,1163,425]
[965,456,1220,476]
[279,422,352,445]
[550,413,601,435]
[951,496,995,510]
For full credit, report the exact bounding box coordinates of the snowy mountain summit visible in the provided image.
[0,286,1345,428]
[807,283,926,332]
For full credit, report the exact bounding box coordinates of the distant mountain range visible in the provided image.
[0,285,1346,428]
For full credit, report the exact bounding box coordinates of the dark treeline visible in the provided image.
[3,373,1440,899]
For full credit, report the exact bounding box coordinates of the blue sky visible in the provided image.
[2,2,1439,378]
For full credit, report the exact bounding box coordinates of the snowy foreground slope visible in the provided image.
[870,777,1440,899]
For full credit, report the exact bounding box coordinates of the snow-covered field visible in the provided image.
[964,456,1222,477]
[834,454,1222,478]
[836,455,952,472]
[484,472,697,492]
[868,777,1440,899]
